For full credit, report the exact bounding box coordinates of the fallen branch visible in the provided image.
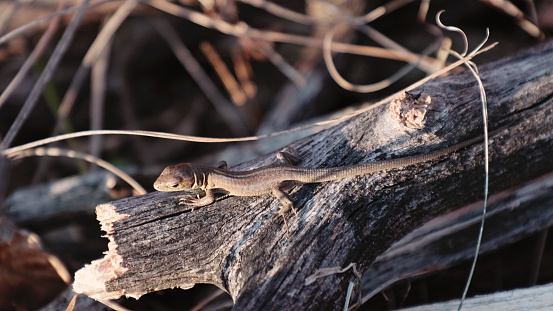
[74,40,553,310]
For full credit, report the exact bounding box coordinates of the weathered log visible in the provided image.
[6,172,114,224]
[399,282,553,311]
[362,171,553,302]
[74,40,553,310]
[39,287,112,311]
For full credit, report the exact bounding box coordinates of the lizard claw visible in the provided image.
[178,195,201,208]
[177,190,215,209]
[273,208,290,236]
[273,203,297,236]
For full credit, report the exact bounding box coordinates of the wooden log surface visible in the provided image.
[6,172,115,224]
[39,287,111,311]
[362,171,553,302]
[400,282,553,311]
[74,40,553,310]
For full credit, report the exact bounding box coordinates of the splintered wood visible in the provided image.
[390,91,430,129]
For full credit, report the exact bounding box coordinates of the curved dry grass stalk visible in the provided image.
[2,130,264,155]
[435,11,492,311]
[323,23,442,93]
[1,43,496,159]
[0,2,513,309]
[8,147,147,195]
[313,0,438,70]
[313,0,443,93]
[436,10,469,56]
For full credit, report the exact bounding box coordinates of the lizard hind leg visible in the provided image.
[276,147,302,165]
[271,185,298,235]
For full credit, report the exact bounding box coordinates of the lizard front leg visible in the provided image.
[179,188,215,210]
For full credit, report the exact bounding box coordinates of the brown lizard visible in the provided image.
[154,127,506,230]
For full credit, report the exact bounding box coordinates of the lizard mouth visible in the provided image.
[155,182,183,191]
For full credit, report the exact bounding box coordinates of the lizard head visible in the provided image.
[153,163,198,191]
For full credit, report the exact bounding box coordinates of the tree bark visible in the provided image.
[74,40,553,310]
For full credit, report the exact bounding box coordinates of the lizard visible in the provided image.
[153,126,507,231]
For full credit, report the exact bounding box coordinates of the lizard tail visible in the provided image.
[296,132,489,184]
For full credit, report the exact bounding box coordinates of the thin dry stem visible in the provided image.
[0,1,63,110]
[417,0,431,22]
[90,17,112,168]
[0,0,21,35]
[150,18,249,135]
[259,43,306,87]
[0,0,116,47]
[356,0,416,24]
[480,0,543,39]
[432,37,453,75]
[144,0,436,65]
[436,10,469,56]
[189,288,228,311]
[54,0,139,136]
[231,49,257,99]
[238,0,315,25]
[199,41,247,107]
[0,0,91,149]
